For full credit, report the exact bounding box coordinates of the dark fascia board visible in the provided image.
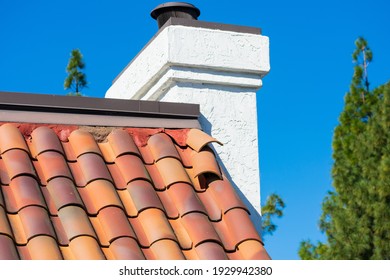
[0,91,199,119]
[113,18,261,84]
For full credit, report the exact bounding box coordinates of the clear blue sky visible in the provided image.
[1,0,389,259]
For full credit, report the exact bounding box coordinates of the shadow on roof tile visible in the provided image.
[137,145,154,164]
[197,190,222,221]
[98,142,116,163]
[0,234,19,259]
[169,218,192,250]
[145,164,165,190]
[117,189,137,217]
[67,162,86,187]
[156,189,179,219]
[61,142,77,162]
[107,164,127,190]
[0,206,13,238]
[192,148,222,179]
[0,124,29,154]
[175,145,195,168]
[0,159,11,185]
[30,126,64,158]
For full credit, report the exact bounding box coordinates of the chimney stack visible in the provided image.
[151,2,200,29]
[106,3,270,233]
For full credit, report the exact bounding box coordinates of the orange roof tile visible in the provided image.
[0,124,270,260]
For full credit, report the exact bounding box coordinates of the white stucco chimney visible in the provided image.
[105,3,270,233]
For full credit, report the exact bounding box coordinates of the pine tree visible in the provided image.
[64,49,87,96]
[262,193,285,236]
[299,38,390,259]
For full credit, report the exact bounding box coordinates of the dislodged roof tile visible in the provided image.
[0,123,269,260]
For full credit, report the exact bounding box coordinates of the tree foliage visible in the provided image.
[299,37,390,259]
[262,193,285,236]
[64,49,87,96]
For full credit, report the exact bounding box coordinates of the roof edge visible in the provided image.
[0,91,200,128]
[0,91,200,119]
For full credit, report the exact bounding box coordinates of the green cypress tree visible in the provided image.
[299,37,390,259]
[64,49,87,96]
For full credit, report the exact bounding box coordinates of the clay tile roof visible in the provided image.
[0,123,270,260]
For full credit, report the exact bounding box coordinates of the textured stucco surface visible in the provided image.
[105,24,270,233]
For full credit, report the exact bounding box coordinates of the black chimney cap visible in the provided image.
[151,2,201,29]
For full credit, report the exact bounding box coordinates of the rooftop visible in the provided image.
[0,92,270,260]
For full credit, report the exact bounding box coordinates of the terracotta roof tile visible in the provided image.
[0,159,11,185]
[30,126,64,157]
[186,128,223,152]
[0,123,270,259]
[107,129,140,158]
[133,208,176,246]
[98,142,116,163]
[192,148,222,179]
[108,237,145,260]
[181,212,221,246]
[168,182,206,217]
[209,175,248,213]
[0,234,19,260]
[149,239,185,260]
[115,154,150,184]
[148,133,181,162]
[1,150,36,180]
[46,177,83,211]
[0,206,13,238]
[69,130,101,158]
[26,235,63,260]
[36,151,72,182]
[78,180,122,214]
[77,153,112,184]
[57,205,96,241]
[195,241,229,260]
[0,124,29,154]
[68,235,106,260]
[156,157,192,187]
[237,240,271,260]
[94,207,136,243]
[2,176,45,213]
[126,180,163,214]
